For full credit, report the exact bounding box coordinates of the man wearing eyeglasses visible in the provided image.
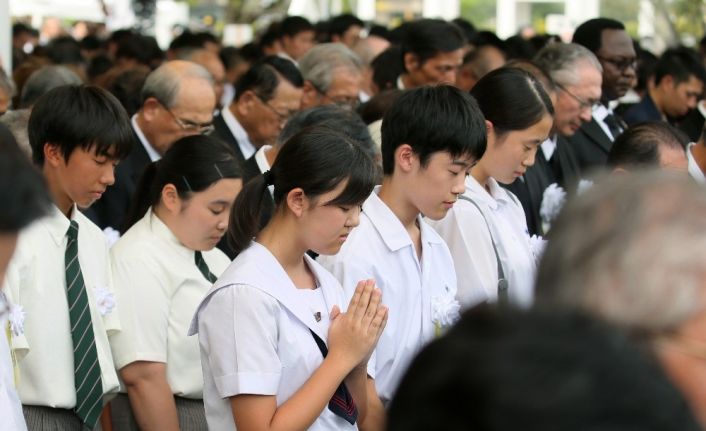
[298,43,364,110]
[570,18,637,172]
[505,43,602,235]
[84,60,217,231]
[624,47,706,128]
[212,56,303,166]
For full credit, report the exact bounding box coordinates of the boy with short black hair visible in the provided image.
[6,84,134,430]
[318,85,486,403]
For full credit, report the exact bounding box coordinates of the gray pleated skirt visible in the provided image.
[110,393,207,431]
[23,405,103,431]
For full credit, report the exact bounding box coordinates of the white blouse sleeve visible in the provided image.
[197,284,282,398]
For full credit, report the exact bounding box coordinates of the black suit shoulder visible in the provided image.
[568,118,614,172]
[212,112,246,164]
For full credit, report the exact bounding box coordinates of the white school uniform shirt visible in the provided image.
[4,205,121,407]
[687,142,706,185]
[109,209,230,398]
[317,187,458,403]
[189,242,361,431]
[0,293,27,431]
[428,176,536,309]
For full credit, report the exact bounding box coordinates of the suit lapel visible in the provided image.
[582,118,613,153]
[212,114,246,164]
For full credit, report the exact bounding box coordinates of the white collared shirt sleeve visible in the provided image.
[198,284,282,397]
[110,255,171,367]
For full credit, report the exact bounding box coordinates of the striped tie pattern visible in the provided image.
[65,221,103,428]
[194,251,218,283]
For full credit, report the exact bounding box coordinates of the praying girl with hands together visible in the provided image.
[189,125,388,431]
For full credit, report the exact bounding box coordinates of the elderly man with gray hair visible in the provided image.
[85,60,216,231]
[298,42,364,110]
[505,43,603,235]
[534,170,706,426]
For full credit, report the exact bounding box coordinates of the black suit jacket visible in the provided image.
[568,117,616,173]
[83,131,148,231]
[212,112,247,165]
[623,94,662,126]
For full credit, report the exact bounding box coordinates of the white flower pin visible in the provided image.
[8,304,26,337]
[102,227,121,249]
[94,287,115,316]
[540,183,567,232]
[432,294,461,336]
[528,235,547,267]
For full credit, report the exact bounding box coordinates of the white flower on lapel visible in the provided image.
[577,179,594,195]
[528,235,547,267]
[102,227,121,248]
[94,286,115,316]
[432,295,461,330]
[8,304,25,337]
[540,183,567,231]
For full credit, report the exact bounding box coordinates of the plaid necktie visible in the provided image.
[194,251,217,283]
[309,330,358,425]
[65,221,103,428]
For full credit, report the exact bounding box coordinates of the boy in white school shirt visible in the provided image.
[318,85,488,403]
[0,125,52,431]
[4,85,134,430]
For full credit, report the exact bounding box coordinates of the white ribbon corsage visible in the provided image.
[102,227,121,249]
[432,295,461,337]
[528,234,547,267]
[94,287,116,316]
[8,303,26,337]
[540,183,567,233]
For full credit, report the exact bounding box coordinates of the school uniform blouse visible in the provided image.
[4,205,121,407]
[109,209,230,399]
[0,293,27,431]
[317,187,459,403]
[428,176,536,309]
[189,242,361,431]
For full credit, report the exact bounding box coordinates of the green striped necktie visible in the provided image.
[65,220,103,428]
[194,251,218,283]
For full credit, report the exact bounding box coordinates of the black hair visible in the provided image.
[504,35,537,60]
[219,46,245,71]
[234,55,303,102]
[380,85,486,175]
[124,134,243,232]
[0,123,51,232]
[259,22,283,49]
[368,24,390,41]
[239,42,264,63]
[80,35,103,51]
[229,126,377,256]
[47,36,84,65]
[169,31,205,53]
[107,29,135,46]
[87,54,114,82]
[116,35,155,66]
[470,67,554,136]
[12,22,34,38]
[279,105,376,160]
[387,306,702,431]
[471,30,507,54]
[371,45,404,92]
[329,14,365,39]
[280,16,315,38]
[107,66,150,117]
[401,19,467,67]
[635,43,658,95]
[654,46,706,86]
[607,122,688,169]
[572,18,626,53]
[451,18,477,43]
[28,84,134,165]
[358,89,403,124]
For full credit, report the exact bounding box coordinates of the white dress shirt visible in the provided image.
[131,114,161,162]
[109,209,230,398]
[428,176,535,309]
[4,205,121,407]
[317,187,458,403]
[541,135,558,161]
[221,107,256,160]
[189,242,359,431]
[687,142,706,185]
[0,293,27,431]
